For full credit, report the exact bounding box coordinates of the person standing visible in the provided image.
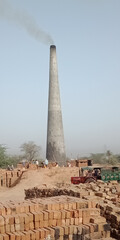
[36,160,39,169]
[44,159,48,168]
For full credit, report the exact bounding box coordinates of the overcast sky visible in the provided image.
[0,0,120,158]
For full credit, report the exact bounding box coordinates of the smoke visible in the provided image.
[0,0,54,45]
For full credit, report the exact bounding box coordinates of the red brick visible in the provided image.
[10,224,15,232]
[15,224,21,231]
[53,211,61,220]
[19,214,24,223]
[56,219,62,226]
[20,223,24,231]
[24,223,29,231]
[70,218,74,225]
[34,221,39,229]
[2,234,9,240]
[61,211,65,219]
[61,219,65,226]
[38,228,45,239]
[65,219,70,226]
[68,225,74,235]
[0,235,3,240]
[15,215,20,224]
[0,216,4,226]
[46,210,54,220]
[32,212,39,222]
[5,224,10,233]
[64,226,69,235]
[39,220,44,228]
[74,218,79,225]
[43,220,49,228]
[5,206,12,216]
[0,226,5,234]
[22,231,30,240]
[73,225,78,234]
[59,203,64,210]
[65,210,71,219]
[42,227,50,238]
[46,227,55,238]
[27,230,35,240]
[63,203,69,210]
[27,213,33,222]
[9,216,15,225]
[24,214,30,224]
[29,222,34,230]
[29,204,35,212]
[78,217,82,224]
[7,233,15,240]
[73,210,79,218]
[39,212,43,221]
[23,204,29,214]
[16,205,21,214]
[32,230,40,240]
[42,211,49,221]
[13,232,21,240]
[68,202,73,210]
[72,202,77,210]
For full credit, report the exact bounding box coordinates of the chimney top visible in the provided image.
[50,45,56,49]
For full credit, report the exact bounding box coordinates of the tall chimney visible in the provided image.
[46,45,66,166]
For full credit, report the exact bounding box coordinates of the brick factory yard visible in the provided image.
[0,167,79,201]
[0,166,120,239]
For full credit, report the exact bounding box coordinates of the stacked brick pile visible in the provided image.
[17,163,37,170]
[68,160,76,167]
[48,162,58,168]
[0,196,114,240]
[76,160,88,168]
[67,159,89,168]
[0,170,6,188]
[28,164,37,170]
[25,188,81,199]
[24,182,120,239]
[0,169,23,188]
[77,181,120,239]
[95,200,120,239]
[81,193,120,239]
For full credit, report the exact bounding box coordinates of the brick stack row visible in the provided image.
[0,169,23,188]
[0,196,114,240]
[97,201,120,239]
[25,188,81,199]
[67,159,88,168]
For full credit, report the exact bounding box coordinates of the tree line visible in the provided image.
[90,150,120,165]
[0,141,41,168]
[0,142,120,169]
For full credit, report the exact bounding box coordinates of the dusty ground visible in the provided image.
[0,167,79,201]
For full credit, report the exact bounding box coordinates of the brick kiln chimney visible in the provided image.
[46,45,66,166]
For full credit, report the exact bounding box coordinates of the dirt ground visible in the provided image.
[0,167,79,202]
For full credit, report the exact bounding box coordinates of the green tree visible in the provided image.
[90,153,105,164]
[20,141,41,162]
[104,150,118,165]
[0,145,9,168]
[116,155,120,163]
[90,151,119,165]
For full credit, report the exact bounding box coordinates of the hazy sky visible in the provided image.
[0,0,120,158]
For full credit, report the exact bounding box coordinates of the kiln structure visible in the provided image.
[46,45,66,166]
